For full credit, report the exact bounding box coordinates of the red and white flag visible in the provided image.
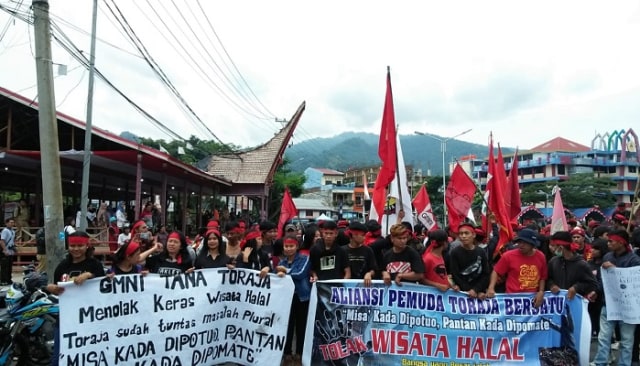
[550,185,568,234]
[412,184,438,231]
[370,67,398,224]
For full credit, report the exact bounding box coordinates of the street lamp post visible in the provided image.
[414,129,472,228]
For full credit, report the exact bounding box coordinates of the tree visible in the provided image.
[519,174,617,209]
[138,135,240,165]
[268,157,306,222]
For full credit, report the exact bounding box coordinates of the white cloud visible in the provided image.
[1,0,640,152]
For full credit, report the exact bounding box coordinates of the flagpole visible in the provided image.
[394,124,403,211]
[628,171,640,232]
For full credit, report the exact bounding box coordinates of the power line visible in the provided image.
[141,0,275,124]
[195,0,275,116]
[171,0,273,120]
[104,0,237,152]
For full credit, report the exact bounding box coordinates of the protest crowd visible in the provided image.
[2,197,639,366]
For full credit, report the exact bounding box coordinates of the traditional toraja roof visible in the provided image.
[517,205,544,220]
[572,207,606,220]
[199,102,306,185]
[529,137,591,153]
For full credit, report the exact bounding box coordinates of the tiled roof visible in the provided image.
[200,102,305,184]
[312,168,344,175]
[528,137,591,153]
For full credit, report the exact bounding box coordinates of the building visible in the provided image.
[303,168,345,189]
[457,130,639,205]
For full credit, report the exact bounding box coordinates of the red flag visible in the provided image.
[445,163,477,231]
[550,186,568,234]
[487,136,514,257]
[371,68,398,222]
[412,184,439,231]
[506,148,521,220]
[277,187,298,238]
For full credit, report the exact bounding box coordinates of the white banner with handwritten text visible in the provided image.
[602,266,640,324]
[59,268,294,366]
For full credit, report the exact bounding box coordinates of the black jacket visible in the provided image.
[547,254,598,296]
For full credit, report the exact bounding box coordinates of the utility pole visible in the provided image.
[79,0,98,230]
[33,0,66,282]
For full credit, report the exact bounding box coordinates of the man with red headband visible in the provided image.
[571,227,593,261]
[345,221,377,287]
[421,229,456,292]
[547,231,597,300]
[592,229,640,366]
[449,223,491,299]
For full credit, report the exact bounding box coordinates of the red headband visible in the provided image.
[205,229,220,238]
[68,236,89,246]
[283,238,299,246]
[125,242,140,257]
[244,230,261,242]
[230,227,245,234]
[132,220,146,233]
[552,239,579,252]
[609,234,628,246]
[168,232,181,241]
[458,223,475,232]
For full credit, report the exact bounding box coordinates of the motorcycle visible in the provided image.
[0,266,57,366]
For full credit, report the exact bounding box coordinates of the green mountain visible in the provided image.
[285,132,499,175]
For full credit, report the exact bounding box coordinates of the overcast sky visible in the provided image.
[1,0,639,153]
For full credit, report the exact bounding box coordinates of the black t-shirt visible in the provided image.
[109,264,143,275]
[310,241,349,281]
[382,246,424,283]
[53,257,105,283]
[146,253,193,276]
[448,245,491,293]
[370,236,392,273]
[194,251,233,269]
[346,245,377,279]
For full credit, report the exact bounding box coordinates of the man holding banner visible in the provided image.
[592,229,640,366]
[381,224,424,286]
[486,228,547,308]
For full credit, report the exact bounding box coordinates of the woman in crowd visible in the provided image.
[276,237,311,366]
[108,240,159,275]
[131,220,155,252]
[299,225,320,256]
[194,229,234,269]
[145,231,194,276]
[238,230,271,277]
[46,231,106,366]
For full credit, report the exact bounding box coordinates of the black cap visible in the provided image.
[348,221,367,232]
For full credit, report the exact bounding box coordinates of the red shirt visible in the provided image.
[493,249,548,293]
[422,251,449,287]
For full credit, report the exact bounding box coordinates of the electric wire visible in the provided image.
[195,0,277,119]
[171,0,273,120]
[104,0,238,154]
